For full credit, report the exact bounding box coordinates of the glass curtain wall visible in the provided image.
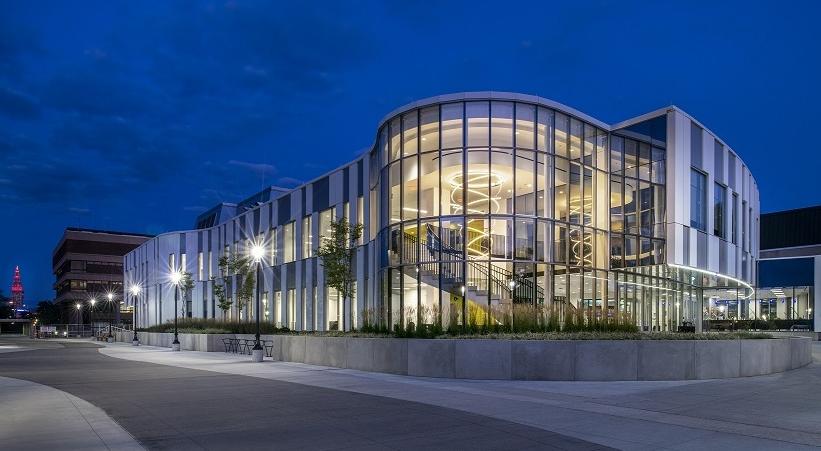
[376,100,628,329]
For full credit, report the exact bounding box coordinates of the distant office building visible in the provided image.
[757,206,820,332]
[53,228,152,326]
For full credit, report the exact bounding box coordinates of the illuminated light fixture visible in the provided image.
[90,298,96,306]
[667,263,754,299]
[402,207,429,214]
[583,273,678,293]
[170,271,183,285]
[129,284,141,296]
[107,292,113,302]
[75,303,81,310]
[250,244,265,263]
[460,285,465,294]
[447,170,506,259]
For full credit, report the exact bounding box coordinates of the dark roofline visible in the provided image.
[760,205,821,250]
[761,205,821,216]
[65,227,155,238]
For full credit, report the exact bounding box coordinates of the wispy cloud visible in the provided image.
[277,177,303,187]
[228,159,276,175]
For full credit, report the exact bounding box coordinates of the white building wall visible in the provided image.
[662,108,759,284]
[124,96,760,330]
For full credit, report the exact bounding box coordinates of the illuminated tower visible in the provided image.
[10,266,23,318]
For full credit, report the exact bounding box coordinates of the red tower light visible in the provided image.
[10,266,24,319]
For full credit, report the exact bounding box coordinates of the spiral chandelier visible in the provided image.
[446,170,505,259]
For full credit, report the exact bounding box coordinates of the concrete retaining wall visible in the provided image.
[115,331,813,381]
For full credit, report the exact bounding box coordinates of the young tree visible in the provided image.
[316,218,363,331]
[212,254,255,322]
[35,301,62,324]
[211,278,231,320]
[179,271,195,318]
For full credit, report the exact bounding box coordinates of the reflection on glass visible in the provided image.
[389,162,401,224]
[402,111,418,156]
[515,219,534,260]
[610,136,623,175]
[439,218,464,260]
[555,112,568,157]
[465,149,490,214]
[536,153,548,217]
[555,157,568,221]
[319,208,334,246]
[302,215,312,259]
[419,151,439,217]
[492,148,513,215]
[624,139,638,178]
[282,222,295,263]
[569,163,581,224]
[402,156,419,220]
[570,118,582,162]
[537,107,552,152]
[584,123,596,166]
[491,101,513,147]
[467,101,489,147]
[440,149,463,215]
[441,103,463,149]
[516,103,535,149]
[390,117,401,161]
[420,106,439,152]
[515,150,535,215]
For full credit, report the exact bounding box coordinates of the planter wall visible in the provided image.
[115,331,813,381]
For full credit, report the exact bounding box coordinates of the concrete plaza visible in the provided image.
[1,336,820,450]
[0,337,604,450]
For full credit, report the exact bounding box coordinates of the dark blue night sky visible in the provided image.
[1,0,819,303]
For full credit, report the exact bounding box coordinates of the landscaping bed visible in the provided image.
[140,319,771,340]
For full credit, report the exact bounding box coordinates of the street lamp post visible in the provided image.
[106,292,114,341]
[171,271,182,351]
[130,285,141,346]
[75,303,82,337]
[250,244,264,362]
[89,298,96,339]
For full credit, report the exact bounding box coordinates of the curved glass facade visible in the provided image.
[373,99,677,330]
[125,92,763,334]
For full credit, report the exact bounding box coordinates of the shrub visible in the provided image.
[138,313,768,340]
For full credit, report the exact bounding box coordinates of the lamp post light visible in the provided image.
[250,244,265,362]
[106,292,115,341]
[171,270,182,351]
[130,284,141,345]
[75,303,82,337]
[89,298,96,338]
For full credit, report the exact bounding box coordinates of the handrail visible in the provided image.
[398,225,544,304]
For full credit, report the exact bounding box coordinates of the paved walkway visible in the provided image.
[0,374,143,450]
[96,341,821,450]
[0,337,604,450]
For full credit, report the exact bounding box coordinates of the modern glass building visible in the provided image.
[753,206,821,332]
[124,92,761,333]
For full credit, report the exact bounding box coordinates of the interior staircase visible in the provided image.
[399,224,545,306]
